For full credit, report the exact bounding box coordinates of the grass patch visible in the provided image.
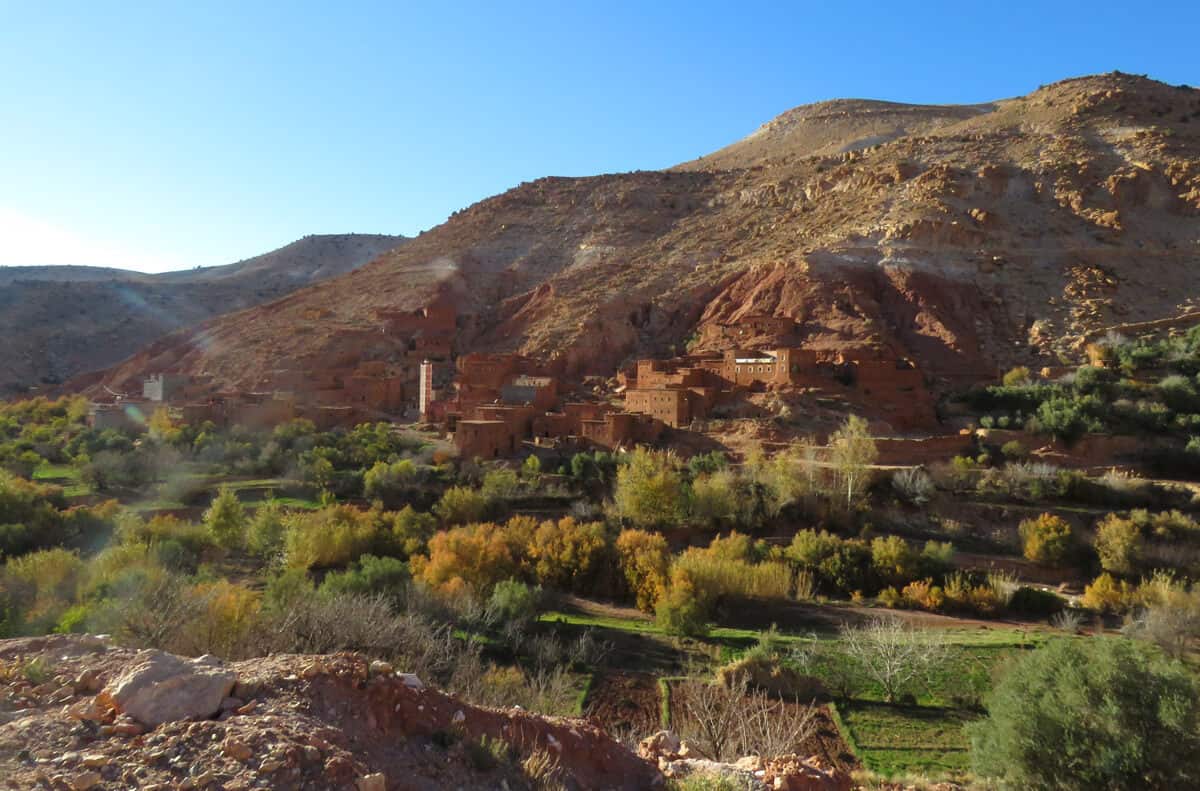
[573,671,595,716]
[33,463,80,482]
[839,701,974,779]
[263,496,322,510]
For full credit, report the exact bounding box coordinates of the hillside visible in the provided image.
[0,234,404,395]
[89,73,1200,398]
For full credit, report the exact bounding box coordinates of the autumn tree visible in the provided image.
[413,522,518,595]
[615,528,670,611]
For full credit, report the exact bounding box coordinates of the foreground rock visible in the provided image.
[0,635,658,790]
[101,651,236,727]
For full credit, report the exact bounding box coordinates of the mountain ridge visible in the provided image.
[80,72,1200,404]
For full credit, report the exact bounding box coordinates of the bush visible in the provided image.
[480,467,522,500]
[246,501,287,557]
[716,653,825,701]
[1007,586,1063,617]
[969,637,1200,790]
[673,547,792,603]
[413,521,519,595]
[0,548,84,634]
[891,467,934,505]
[388,505,438,559]
[363,459,422,507]
[283,505,381,569]
[488,579,540,625]
[433,486,491,526]
[1018,513,1073,565]
[688,470,739,529]
[528,517,607,594]
[204,486,247,551]
[1095,512,1144,576]
[612,448,686,527]
[1082,572,1133,613]
[655,569,709,637]
[1002,366,1031,387]
[1000,440,1026,460]
[318,554,410,604]
[870,535,919,586]
[900,579,945,611]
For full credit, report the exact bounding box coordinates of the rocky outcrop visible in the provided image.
[0,635,659,790]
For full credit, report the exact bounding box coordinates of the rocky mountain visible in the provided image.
[89,73,1200,398]
[0,234,405,395]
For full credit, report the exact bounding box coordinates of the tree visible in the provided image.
[433,486,490,526]
[1095,513,1143,576]
[204,486,247,550]
[839,615,945,703]
[363,459,420,507]
[246,500,286,557]
[968,637,1200,790]
[528,517,607,593]
[688,470,739,530]
[655,568,710,637]
[612,448,686,527]
[828,416,878,511]
[412,522,518,595]
[1123,579,1200,659]
[675,675,820,763]
[615,529,670,611]
[1018,513,1073,565]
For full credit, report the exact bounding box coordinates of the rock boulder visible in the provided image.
[100,650,236,727]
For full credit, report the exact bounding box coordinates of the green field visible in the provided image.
[540,601,1045,780]
[837,701,973,777]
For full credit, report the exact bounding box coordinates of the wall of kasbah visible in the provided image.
[978,428,1159,469]
[873,433,977,465]
[624,389,692,428]
[454,420,514,459]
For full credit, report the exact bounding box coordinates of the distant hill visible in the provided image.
[0,233,405,395]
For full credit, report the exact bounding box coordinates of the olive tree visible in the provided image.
[968,637,1200,790]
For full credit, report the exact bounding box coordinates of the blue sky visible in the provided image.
[0,1,1195,272]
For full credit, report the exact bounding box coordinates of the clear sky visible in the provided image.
[1,1,1195,272]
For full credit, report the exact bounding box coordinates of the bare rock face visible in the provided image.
[101,651,236,727]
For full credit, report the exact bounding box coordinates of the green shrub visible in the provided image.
[1001,366,1031,387]
[870,535,918,586]
[969,637,1200,790]
[318,554,409,603]
[613,448,686,528]
[488,579,541,625]
[246,501,287,557]
[204,486,247,550]
[433,486,491,526]
[283,505,381,569]
[1007,586,1063,617]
